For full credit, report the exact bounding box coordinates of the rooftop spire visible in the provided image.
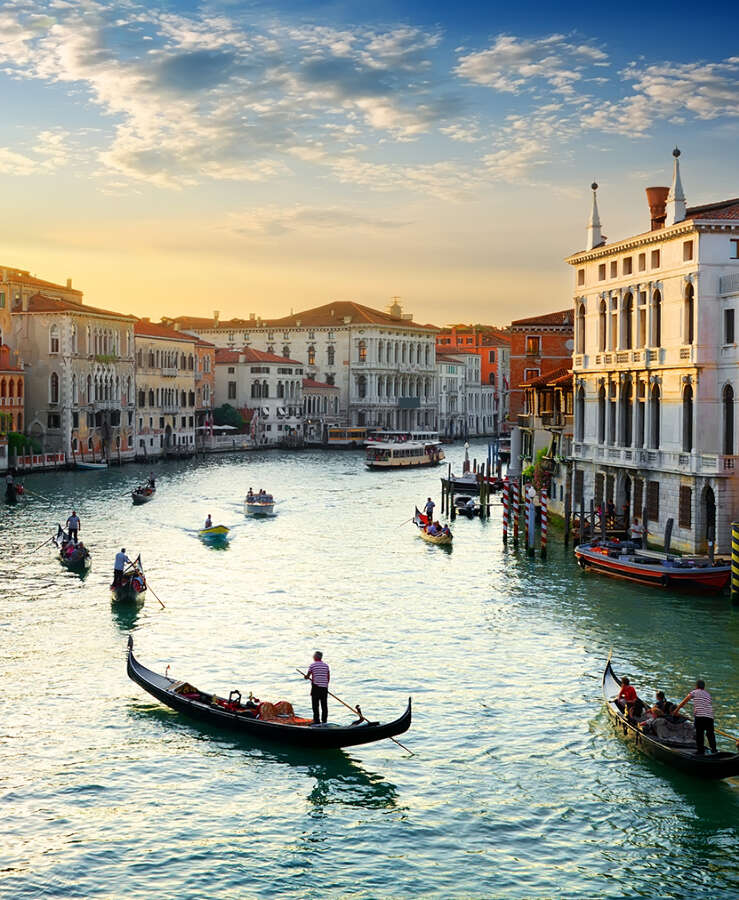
[586,182,602,251]
[665,147,686,226]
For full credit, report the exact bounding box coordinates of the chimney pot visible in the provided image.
[646,186,669,230]
[213,310,220,326]
[66,278,72,289]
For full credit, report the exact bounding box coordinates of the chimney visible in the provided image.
[249,312,255,321]
[585,182,602,250]
[22,292,29,312]
[646,186,669,230]
[213,310,220,326]
[665,147,686,226]
[66,278,72,289]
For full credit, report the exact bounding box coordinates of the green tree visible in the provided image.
[213,404,246,430]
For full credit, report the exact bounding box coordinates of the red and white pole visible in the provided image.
[502,477,509,544]
[512,478,519,546]
[540,488,548,560]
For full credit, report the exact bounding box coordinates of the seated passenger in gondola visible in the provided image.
[650,690,677,718]
[616,677,642,717]
[427,522,440,536]
[441,525,451,537]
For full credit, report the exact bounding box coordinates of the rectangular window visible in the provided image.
[524,368,540,381]
[651,249,660,268]
[47,413,60,428]
[647,480,660,523]
[526,336,541,356]
[574,470,584,504]
[679,485,692,529]
[598,263,606,281]
[594,472,604,507]
[633,479,643,519]
[638,253,646,272]
[488,350,496,363]
[623,256,632,275]
[577,269,585,286]
[228,367,235,374]
[683,240,694,261]
[0,292,4,308]
[610,261,617,278]
[227,381,236,399]
[725,309,735,345]
[606,474,614,503]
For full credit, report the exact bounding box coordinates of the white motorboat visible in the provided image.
[244,493,276,516]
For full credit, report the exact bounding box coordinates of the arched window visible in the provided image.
[377,340,383,363]
[685,283,695,344]
[282,345,290,358]
[308,345,316,366]
[357,374,367,398]
[621,293,633,350]
[724,385,734,455]
[251,382,260,399]
[358,340,367,363]
[597,384,606,443]
[148,389,155,406]
[49,372,59,404]
[488,372,496,386]
[650,384,661,449]
[576,385,585,442]
[72,374,78,404]
[0,379,5,397]
[682,383,694,452]
[327,345,335,366]
[49,324,60,354]
[425,345,431,365]
[277,381,285,399]
[620,378,633,446]
[598,300,607,352]
[576,302,585,354]
[635,381,645,448]
[262,380,269,398]
[71,324,78,353]
[651,290,662,346]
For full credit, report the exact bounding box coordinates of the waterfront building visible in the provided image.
[133,319,198,458]
[435,324,511,426]
[508,309,574,423]
[303,377,341,443]
[194,338,215,430]
[163,298,438,431]
[518,367,573,517]
[567,151,739,552]
[0,267,81,347]
[436,352,498,438]
[11,289,136,461]
[0,343,24,434]
[214,347,304,445]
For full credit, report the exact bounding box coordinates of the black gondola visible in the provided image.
[5,481,17,504]
[111,555,147,602]
[55,525,91,572]
[602,659,739,779]
[132,485,156,505]
[127,637,412,750]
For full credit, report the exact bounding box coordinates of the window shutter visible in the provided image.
[679,485,692,529]
[647,481,660,522]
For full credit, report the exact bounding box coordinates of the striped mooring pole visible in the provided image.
[540,488,548,560]
[732,522,739,606]
[502,477,509,544]
[512,479,520,547]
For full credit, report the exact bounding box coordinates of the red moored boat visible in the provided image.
[575,540,730,592]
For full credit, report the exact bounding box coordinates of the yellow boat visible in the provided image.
[198,524,230,543]
[418,527,453,546]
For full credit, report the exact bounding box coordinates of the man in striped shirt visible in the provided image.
[304,651,330,724]
[673,679,717,755]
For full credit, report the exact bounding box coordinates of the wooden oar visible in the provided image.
[29,535,55,554]
[296,668,414,755]
[396,517,413,528]
[714,726,739,747]
[23,487,53,502]
[136,568,165,609]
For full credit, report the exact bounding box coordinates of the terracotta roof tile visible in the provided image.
[18,293,136,321]
[0,345,23,372]
[520,366,571,388]
[0,267,83,295]
[686,198,739,220]
[511,309,574,328]
[302,377,339,390]
[134,319,197,342]
[215,347,304,366]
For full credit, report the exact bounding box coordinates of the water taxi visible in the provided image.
[365,441,444,470]
[244,493,276,516]
[198,524,230,544]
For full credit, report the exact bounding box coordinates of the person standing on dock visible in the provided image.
[673,679,717,755]
[113,548,131,587]
[304,651,330,725]
[424,497,435,522]
[629,517,645,548]
[66,510,81,543]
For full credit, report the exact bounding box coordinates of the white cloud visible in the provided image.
[455,34,607,96]
[226,204,409,237]
[0,147,37,176]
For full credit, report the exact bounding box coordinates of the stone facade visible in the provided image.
[568,154,739,553]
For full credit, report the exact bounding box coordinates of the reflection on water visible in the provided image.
[3,443,739,899]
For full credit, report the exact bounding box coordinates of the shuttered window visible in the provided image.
[574,469,584,505]
[594,473,604,507]
[647,481,660,522]
[633,479,643,519]
[679,485,692,529]
[606,474,614,503]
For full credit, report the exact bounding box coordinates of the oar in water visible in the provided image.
[135,568,166,609]
[714,726,739,748]
[295,668,414,755]
[29,535,55,554]
[23,488,53,502]
[396,517,414,528]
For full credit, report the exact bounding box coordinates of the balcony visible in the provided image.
[571,443,739,476]
[517,413,533,427]
[161,367,178,377]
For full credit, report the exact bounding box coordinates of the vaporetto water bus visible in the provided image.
[365,441,444,470]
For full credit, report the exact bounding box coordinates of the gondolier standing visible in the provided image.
[424,497,435,522]
[673,679,717,755]
[113,547,131,587]
[304,651,330,725]
[66,510,81,543]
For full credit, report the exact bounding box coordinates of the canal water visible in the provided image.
[2,441,739,899]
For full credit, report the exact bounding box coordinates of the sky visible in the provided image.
[0,0,737,326]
